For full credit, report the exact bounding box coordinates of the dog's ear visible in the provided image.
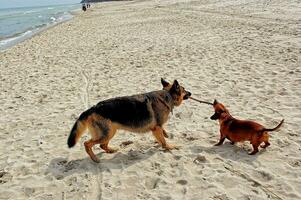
[173,80,179,88]
[170,80,180,94]
[213,99,218,105]
[161,78,170,88]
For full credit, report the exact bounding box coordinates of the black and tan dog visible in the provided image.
[210,100,284,155]
[67,79,191,162]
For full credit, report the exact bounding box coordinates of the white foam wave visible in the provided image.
[0,4,79,51]
[23,10,38,14]
[0,30,33,50]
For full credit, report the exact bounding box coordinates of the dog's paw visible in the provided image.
[248,151,258,155]
[260,142,270,148]
[164,144,180,150]
[120,141,133,147]
[91,156,100,163]
[105,147,118,154]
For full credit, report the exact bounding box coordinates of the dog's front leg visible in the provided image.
[151,126,178,150]
[215,132,226,146]
[215,138,225,146]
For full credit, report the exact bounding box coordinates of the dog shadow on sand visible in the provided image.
[189,139,266,165]
[47,137,266,180]
[47,146,157,180]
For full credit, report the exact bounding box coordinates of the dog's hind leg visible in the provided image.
[152,126,178,150]
[100,128,118,153]
[100,142,118,153]
[260,132,270,148]
[85,118,117,162]
[249,142,260,155]
[260,142,270,148]
[93,121,118,153]
[226,136,235,145]
[84,139,102,163]
[85,136,117,163]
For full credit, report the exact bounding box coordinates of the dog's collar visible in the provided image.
[222,116,234,125]
[158,92,174,113]
[157,96,172,113]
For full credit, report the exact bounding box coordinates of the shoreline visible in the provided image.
[0,7,81,52]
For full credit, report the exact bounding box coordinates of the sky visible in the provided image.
[0,0,80,9]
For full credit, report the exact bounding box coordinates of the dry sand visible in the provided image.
[0,0,301,199]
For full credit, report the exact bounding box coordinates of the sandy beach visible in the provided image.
[0,0,300,199]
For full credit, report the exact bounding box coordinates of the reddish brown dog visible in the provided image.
[210,100,284,155]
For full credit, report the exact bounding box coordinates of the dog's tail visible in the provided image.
[262,119,284,132]
[67,108,94,148]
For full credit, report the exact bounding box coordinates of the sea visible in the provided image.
[0,4,80,51]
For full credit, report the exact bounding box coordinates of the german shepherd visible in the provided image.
[210,100,284,155]
[67,79,191,162]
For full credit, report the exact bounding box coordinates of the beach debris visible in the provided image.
[38,136,44,146]
[194,155,207,164]
[120,140,133,147]
[177,179,188,185]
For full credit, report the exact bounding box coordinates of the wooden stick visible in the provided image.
[189,97,213,105]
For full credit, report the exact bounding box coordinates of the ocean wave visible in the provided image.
[0,30,33,49]
[0,4,79,51]
[23,10,38,14]
[50,16,56,21]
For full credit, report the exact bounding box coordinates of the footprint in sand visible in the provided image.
[48,158,80,180]
[213,194,231,200]
[145,177,161,189]
[289,159,301,167]
[0,170,12,184]
[254,170,274,181]
[24,187,35,197]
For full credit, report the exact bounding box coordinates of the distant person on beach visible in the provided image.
[82,4,87,11]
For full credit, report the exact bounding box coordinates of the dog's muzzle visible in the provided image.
[210,113,219,120]
[183,91,192,100]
